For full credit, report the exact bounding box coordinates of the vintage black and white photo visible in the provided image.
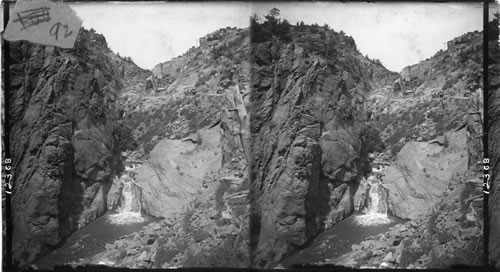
[1,1,499,270]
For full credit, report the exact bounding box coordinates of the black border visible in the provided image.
[0,0,497,271]
[482,1,489,268]
[2,0,12,270]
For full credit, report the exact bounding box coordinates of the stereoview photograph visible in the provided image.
[1,1,495,270]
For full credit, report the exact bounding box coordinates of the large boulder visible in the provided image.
[135,127,222,218]
[383,129,469,219]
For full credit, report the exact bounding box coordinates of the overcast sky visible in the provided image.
[253,2,483,72]
[2,2,482,72]
[70,2,252,70]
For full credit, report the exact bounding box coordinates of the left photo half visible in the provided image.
[2,1,251,269]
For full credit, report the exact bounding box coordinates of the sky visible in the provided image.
[0,2,486,72]
[253,2,483,72]
[70,2,252,70]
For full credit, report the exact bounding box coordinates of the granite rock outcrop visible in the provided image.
[249,21,395,267]
[8,29,147,266]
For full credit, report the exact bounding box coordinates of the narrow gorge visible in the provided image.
[4,5,495,270]
[249,13,484,269]
[8,26,251,269]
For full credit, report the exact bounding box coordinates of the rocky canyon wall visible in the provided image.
[249,24,395,267]
[7,29,146,266]
[368,31,484,221]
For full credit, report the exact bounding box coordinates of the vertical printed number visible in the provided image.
[484,158,490,194]
[4,158,13,194]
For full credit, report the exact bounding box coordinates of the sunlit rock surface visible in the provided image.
[383,129,469,219]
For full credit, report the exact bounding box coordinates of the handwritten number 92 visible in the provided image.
[49,22,73,40]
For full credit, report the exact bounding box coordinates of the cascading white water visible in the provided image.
[355,176,391,226]
[108,179,145,225]
[366,182,387,214]
[119,181,142,213]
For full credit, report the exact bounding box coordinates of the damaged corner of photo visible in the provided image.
[3,0,83,49]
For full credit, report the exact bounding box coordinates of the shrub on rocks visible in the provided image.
[398,239,423,268]
[153,245,178,268]
[355,251,373,264]
[191,229,210,243]
[436,231,453,244]
[360,125,386,153]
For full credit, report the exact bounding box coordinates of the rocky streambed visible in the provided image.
[276,141,482,270]
[33,211,160,269]
[59,188,249,269]
[279,212,406,268]
[316,176,483,269]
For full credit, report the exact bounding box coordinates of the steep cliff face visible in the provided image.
[249,23,395,267]
[8,28,144,266]
[488,15,500,269]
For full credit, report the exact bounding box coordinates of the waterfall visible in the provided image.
[355,176,391,226]
[108,179,145,225]
[366,181,388,215]
[119,181,142,213]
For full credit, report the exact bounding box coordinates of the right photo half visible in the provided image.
[249,2,485,269]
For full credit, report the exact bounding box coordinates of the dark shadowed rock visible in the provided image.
[249,23,395,267]
[488,15,500,269]
[8,28,146,266]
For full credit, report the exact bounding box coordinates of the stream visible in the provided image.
[34,211,159,269]
[280,212,406,268]
[34,164,401,269]
[281,174,407,268]
[34,169,158,269]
